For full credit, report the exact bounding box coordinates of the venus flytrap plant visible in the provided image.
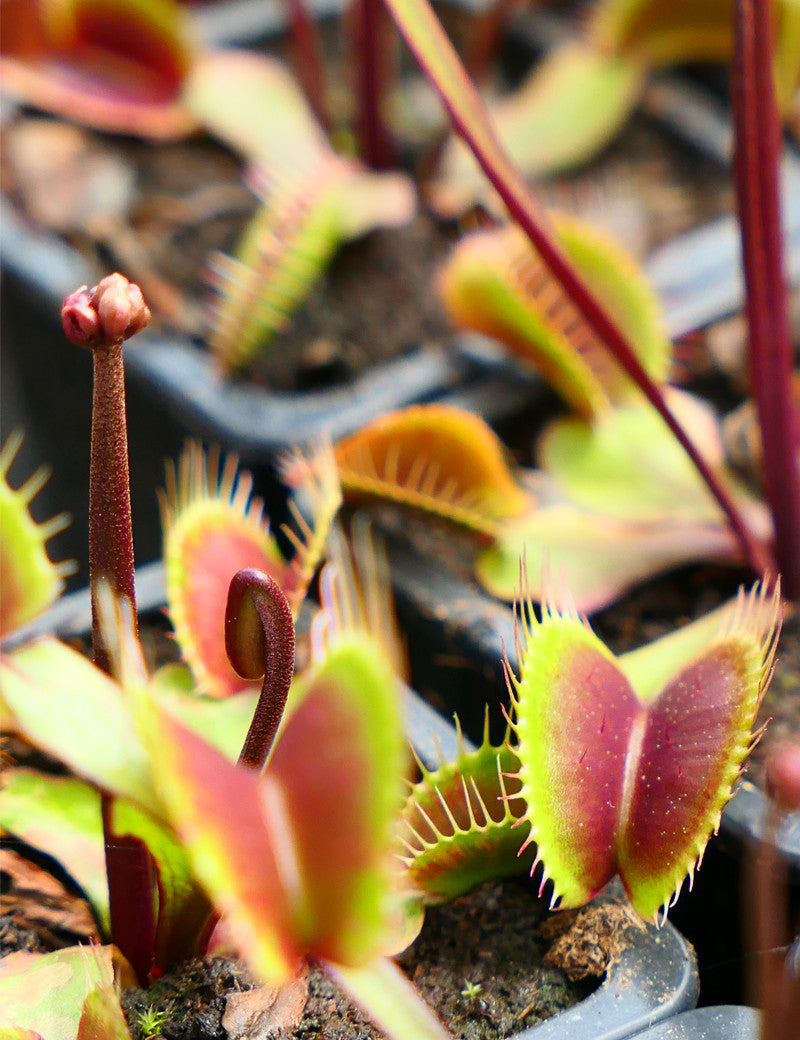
[396,576,783,927]
[1,278,344,999]
[112,543,453,1040]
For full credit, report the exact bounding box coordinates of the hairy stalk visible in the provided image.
[382,0,772,576]
[732,0,800,598]
[62,273,154,986]
[226,568,296,769]
[350,0,397,168]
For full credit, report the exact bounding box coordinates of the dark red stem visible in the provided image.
[89,343,137,671]
[350,0,397,169]
[384,0,773,578]
[101,799,157,987]
[282,0,331,131]
[226,568,296,770]
[732,0,800,599]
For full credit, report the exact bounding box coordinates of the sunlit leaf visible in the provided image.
[335,405,533,537]
[398,719,533,905]
[507,582,780,920]
[134,632,407,984]
[0,432,72,638]
[0,769,109,934]
[539,391,725,523]
[328,959,451,1040]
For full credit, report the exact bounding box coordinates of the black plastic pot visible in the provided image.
[6,559,700,1040]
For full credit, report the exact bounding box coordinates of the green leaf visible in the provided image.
[0,946,134,1040]
[476,503,740,614]
[151,663,259,759]
[439,214,670,416]
[0,433,71,639]
[399,725,533,905]
[430,43,644,213]
[539,392,727,523]
[184,49,329,173]
[326,959,451,1040]
[0,770,109,934]
[0,637,158,813]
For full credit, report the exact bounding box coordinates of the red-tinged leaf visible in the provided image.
[135,702,304,986]
[617,584,781,919]
[0,433,72,638]
[160,443,288,699]
[0,946,135,1040]
[508,582,781,921]
[266,636,407,966]
[0,0,196,139]
[111,798,212,972]
[509,605,637,908]
[335,405,533,537]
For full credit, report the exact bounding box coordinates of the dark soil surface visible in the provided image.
[118,881,637,1040]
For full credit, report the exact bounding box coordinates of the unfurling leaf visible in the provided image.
[335,405,533,537]
[439,215,670,417]
[159,442,288,699]
[507,581,781,921]
[0,432,73,638]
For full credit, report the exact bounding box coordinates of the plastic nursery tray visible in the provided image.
[5,560,700,1040]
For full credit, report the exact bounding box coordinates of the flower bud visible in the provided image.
[61,273,151,349]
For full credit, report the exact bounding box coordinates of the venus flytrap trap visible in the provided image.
[334,402,769,612]
[188,51,416,373]
[396,577,782,927]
